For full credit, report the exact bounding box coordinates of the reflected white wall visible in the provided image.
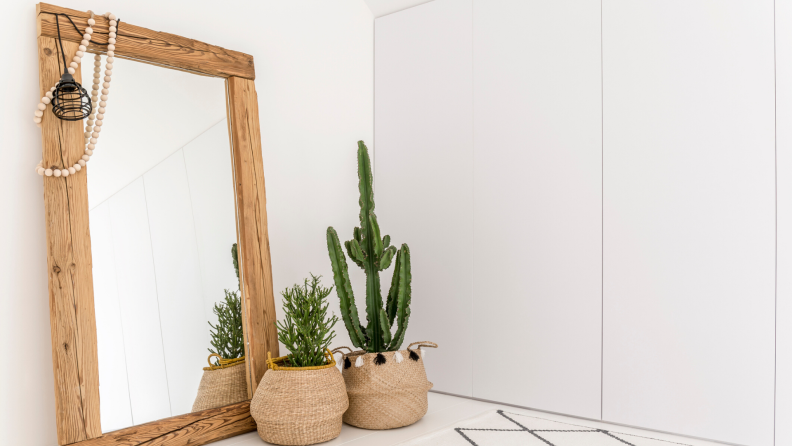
[90,120,238,431]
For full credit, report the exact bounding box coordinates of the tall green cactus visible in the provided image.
[326,141,412,353]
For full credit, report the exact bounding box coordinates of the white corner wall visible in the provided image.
[375,0,783,445]
[776,1,792,445]
[374,0,474,396]
[0,1,373,444]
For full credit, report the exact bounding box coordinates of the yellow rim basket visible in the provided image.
[266,349,336,371]
[203,353,246,371]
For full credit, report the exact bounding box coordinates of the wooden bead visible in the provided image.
[92,132,100,138]
[88,18,95,26]
[105,63,113,70]
[84,33,92,41]
[37,167,45,176]
[42,97,51,104]
[84,131,92,138]
[90,138,98,144]
[85,27,94,34]
[79,45,87,52]
[105,70,113,76]
[34,110,44,117]
[109,14,117,21]
[98,107,106,114]
[85,149,94,156]
[68,67,76,74]
[76,51,84,58]
[110,20,117,26]
[82,155,90,161]
[99,101,106,107]
[70,62,79,69]
[45,91,53,99]
[106,54,114,60]
[45,169,53,176]
[69,167,76,175]
[102,88,109,94]
[97,113,104,120]
[80,39,89,47]
[33,117,41,124]
[74,164,82,171]
[50,86,56,91]
[73,56,81,64]
[104,76,111,82]
[108,38,116,44]
[109,26,117,32]
[102,83,110,89]
[37,103,46,111]
[61,169,69,177]
[109,32,116,38]
[78,160,86,167]
[88,143,96,150]
[107,44,115,51]
[100,95,108,101]
[53,169,61,177]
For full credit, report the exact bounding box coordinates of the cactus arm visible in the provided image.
[390,244,412,350]
[327,227,366,348]
[379,245,397,271]
[369,212,384,260]
[385,248,402,325]
[383,234,391,250]
[344,240,364,268]
[379,308,392,348]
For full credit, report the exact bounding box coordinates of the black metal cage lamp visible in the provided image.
[51,14,92,121]
[52,72,91,121]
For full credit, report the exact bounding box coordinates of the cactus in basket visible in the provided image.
[326,141,412,353]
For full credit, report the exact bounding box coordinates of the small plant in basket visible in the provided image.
[276,274,339,367]
[250,275,348,446]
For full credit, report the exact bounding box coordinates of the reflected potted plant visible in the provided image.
[326,141,437,430]
[250,275,348,445]
[192,244,248,412]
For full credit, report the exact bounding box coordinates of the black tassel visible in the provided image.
[374,353,386,365]
[344,357,351,369]
[409,350,420,361]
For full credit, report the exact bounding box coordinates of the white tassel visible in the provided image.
[394,351,404,363]
[420,348,427,359]
[355,356,364,367]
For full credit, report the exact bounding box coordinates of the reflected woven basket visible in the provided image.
[250,350,348,446]
[335,341,437,430]
[191,354,248,412]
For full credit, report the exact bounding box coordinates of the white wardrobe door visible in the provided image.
[602,1,776,445]
[90,202,133,432]
[143,151,207,416]
[776,0,792,444]
[472,0,603,419]
[374,0,474,395]
[182,120,240,324]
[108,178,172,424]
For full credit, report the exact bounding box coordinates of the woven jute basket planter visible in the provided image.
[251,350,348,446]
[191,354,248,412]
[334,341,438,430]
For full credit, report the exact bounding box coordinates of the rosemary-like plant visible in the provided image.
[208,244,245,365]
[277,275,339,367]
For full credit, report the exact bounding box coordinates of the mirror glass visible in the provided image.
[83,57,243,432]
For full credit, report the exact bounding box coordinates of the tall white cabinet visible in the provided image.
[375,0,780,445]
[602,2,775,445]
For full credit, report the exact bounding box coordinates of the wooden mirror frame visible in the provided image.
[36,3,279,445]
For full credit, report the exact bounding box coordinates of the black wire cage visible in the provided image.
[51,73,92,121]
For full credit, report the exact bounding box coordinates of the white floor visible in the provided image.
[213,392,731,446]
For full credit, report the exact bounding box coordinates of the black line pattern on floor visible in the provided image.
[453,410,649,446]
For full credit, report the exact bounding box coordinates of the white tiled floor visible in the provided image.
[213,392,729,446]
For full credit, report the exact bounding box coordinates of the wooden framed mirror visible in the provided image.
[36,3,278,445]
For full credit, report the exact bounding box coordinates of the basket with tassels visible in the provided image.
[333,341,438,430]
[250,349,348,445]
[191,354,248,412]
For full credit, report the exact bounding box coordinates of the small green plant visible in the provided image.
[277,275,339,367]
[208,243,244,365]
[326,141,412,353]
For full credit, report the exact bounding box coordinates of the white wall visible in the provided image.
[776,1,792,444]
[602,2,775,445]
[374,0,473,396]
[375,0,781,445]
[0,1,373,444]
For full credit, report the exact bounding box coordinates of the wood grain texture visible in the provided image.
[68,401,256,446]
[39,36,102,444]
[227,76,279,396]
[37,3,255,80]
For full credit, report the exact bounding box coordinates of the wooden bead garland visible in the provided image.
[35,11,118,177]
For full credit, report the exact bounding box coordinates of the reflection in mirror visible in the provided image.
[83,57,242,432]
